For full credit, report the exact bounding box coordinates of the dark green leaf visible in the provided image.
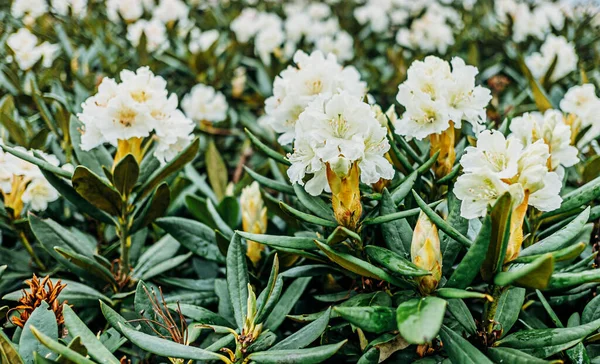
[396,297,447,344]
[71,166,121,216]
[20,301,57,364]
[334,306,396,334]
[439,325,493,364]
[247,340,346,364]
[494,254,554,289]
[227,234,248,329]
[270,307,331,350]
[365,246,430,277]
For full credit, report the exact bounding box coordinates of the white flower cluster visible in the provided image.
[114,0,189,53]
[189,29,220,54]
[6,29,60,71]
[455,130,563,219]
[264,50,366,145]
[51,0,88,18]
[231,3,354,64]
[0,147,60,212]
[354,0,409,34]
[78,67,194,164]
[394,56,491,140]
[560,84,600,146]
[231,8,285,65]
[495,0,566,43]
[288,91,394,196]
[525,35,578,82]
[182,84,228,124]
[510,110,579,175]
[10,0,48,25]
[396,3,462,54]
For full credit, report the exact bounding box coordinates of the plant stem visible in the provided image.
[484,285,505,334]
[19,231,46,271]
[119,219,131,275]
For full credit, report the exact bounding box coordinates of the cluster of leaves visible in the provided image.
[1,0,600,364]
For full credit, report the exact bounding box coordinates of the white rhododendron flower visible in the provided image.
[264,50,366,145]
[107,0,145,23]
[526,35,578,82]
[181,84,228,123]
[0,147,61,213]
[495,0,565,43]
[395,3,460,54]
[509,110,579,172]
[455,130,562,219]
[189,29,219,54]
[287,92,394,196]
[11,0,48,24]
[152,0,188,24]
[315,31,354,62]
[394,56,491,140]
[560,84,600,146]
[127,19,168,53]
[6,29,60,71]
[78,67,194,164]
[51,0,87,18]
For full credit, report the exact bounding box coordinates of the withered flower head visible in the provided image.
[11,275,67,328]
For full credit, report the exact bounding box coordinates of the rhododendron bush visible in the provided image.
[1,0,600,363]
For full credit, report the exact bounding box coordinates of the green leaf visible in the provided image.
[279,201,338,228]
[71,166,122,216]
[396,297,447,345]
[62,305,120,364]
[255,277,284,324]
[247,340,346,364]
[206,139,228,201]
[55,247,117,289]
[439,325,493,364]
[112,154,139,196]
[494,287,526,336]
[546,269,600,290]
[518,56,554,112]
[256,255,279,318]
[207,199,235,239]
[0,329,24,364]
[40,170,114,225]
[436,288,491,301]
[156,217,223,263]
[379,189,412,257]
[136,138,199,200]
[481,193,513,281]
[0,144,71,179]
[265,277,312,331]
[270,307,331,350]
[245,128,290,166]
[357,347,379,364]
[244,166,294,195]
[512,242,586,264]
[487,347,549,364]
[326,226,361,245]
[20,302,58,364]
[227,234,249,329]
[138,253,192,281]
[494,254,554,289]
[542,176,600,219]
[520,207,590,257]
[133,235,180,278]
[582,295,600,324]
[440,187,469,274]
[446,214,492,289]
[365,246,430,277]
[334,306,396,334]
[171,303,233,327]
[28,327,94,364]
[117,323,230,362]
[495,318,600,358]
[131,182,170,233]
[390,172,417,205]
[293,183,335,221]
[362,203,442,226]
[315,241,407,287]
[446,299,477,335]
[412,191,472,248]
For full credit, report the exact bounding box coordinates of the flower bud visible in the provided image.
[505,193,530,263]
[241,182,267,265]
[326,161,362,231]
[429,122,456,179]
[411,212,442,295]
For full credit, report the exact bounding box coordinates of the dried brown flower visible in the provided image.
[11,275,67,328]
